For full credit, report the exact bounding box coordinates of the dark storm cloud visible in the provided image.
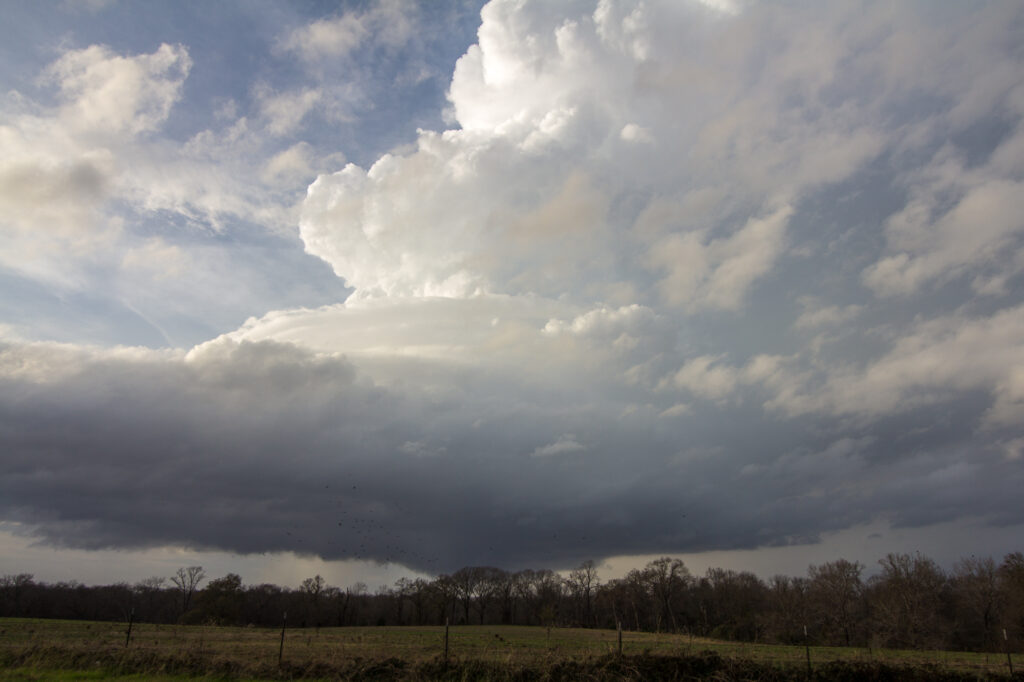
[2,337,1021,573]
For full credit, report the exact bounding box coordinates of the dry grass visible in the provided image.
[1,618,1018,680]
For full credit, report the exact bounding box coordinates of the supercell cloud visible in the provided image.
[1,0,1023,576]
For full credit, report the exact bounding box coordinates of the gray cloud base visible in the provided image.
[1,335,1021,573]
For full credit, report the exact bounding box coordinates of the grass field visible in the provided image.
[1,618,1019,680]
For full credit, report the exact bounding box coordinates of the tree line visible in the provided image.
[2,551,1022,653]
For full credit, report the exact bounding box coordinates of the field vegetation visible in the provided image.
[1,619,1020,681]
[4,550,1023,678]
[5,551,1024,654]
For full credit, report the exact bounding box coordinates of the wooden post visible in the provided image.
[278,612,287,665]
[444,617,449,666]
[804,625,812,677]
[124,608,134,648]
[1006,629,1014,676]
[617,621,622,657]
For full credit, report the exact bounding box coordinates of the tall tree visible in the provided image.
[195,573,244,625]
[567,560,600,627]
[133,576,172,623]
[170,566,205,618]
[450,566,482,625]
[300,574,326,625]
[642,557,690,633]
[808,559,864,646]
[0,574,35,618]
[999,552,1024,640]
[762,575,809,644]
[950,556,1001,650]
[868,553,949,649]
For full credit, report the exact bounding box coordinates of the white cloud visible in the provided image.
[61,0,117,12]
[663,355,739,402]
[1003,438,1024,462]
[0,36,344,340]
[647,203,792,310]
[857,13,1024,298]
[256,85,323,136]
[120,237,185,279]
[660,350,790,399]
[693,0,739,16]
[532,434,585,457]
[620,123,652,143]
[0,44,193,284]
[764,306,1024,424]
[281,0,416,63]
[303,0,841,310]
[212,295,569,365]
[297,0,1024,431]
[299,0,940,314]
[658,403,691,418]
[1,42,191,250]
[262,142,317,184]
[283,14,369,61]
[864,171,1024,297]
[398,440,445,457]
[657,301,1024,432]
[542,304,657,339]
[0,145,116,258]
[46,43,191,136]
[794,300,864,330]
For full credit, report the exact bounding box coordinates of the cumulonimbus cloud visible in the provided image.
[3,0,1024,574]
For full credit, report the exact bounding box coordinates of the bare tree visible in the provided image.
[517,569,564,626]
[404,578,432,625]
[301,574,325,598]
[643,557,689,633]
[197,573,244,625]
[451,566,491,624]
[950,556,1001,650]
[567,560,601,627]
[133,576,169,622]
[999,552,1024,640]
[763,575,809,644]
[299,575,326,626]
[485,570,518,625]
[699,567,766,641]
[428,574,457,625]
[623,568,650,631]
[867,553,948,649]
[472,567,506,624]
[0,574,35,618]
[170,566,205,617]
[808,559,864,646]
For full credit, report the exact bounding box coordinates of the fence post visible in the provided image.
[123,606,134,647]
[804,625,811,677]
[617,621,622,657]
[442,614,450,663]
[1006,629,1014,676]
[278,612,287,665]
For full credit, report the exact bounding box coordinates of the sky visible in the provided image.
[1,0,1023,591]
